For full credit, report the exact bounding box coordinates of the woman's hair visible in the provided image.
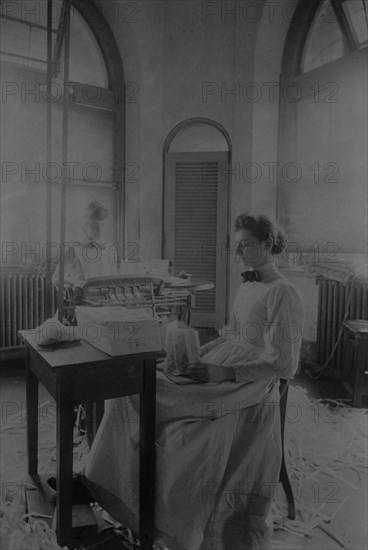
[86,201,107,222]
[233,213,287,255]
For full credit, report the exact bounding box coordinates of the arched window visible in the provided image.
[0,0,124,267]
[302,0,367,73]
[302,0,346,72]
[279,0,367,258]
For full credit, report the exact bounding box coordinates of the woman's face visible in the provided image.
[234,229,270,269]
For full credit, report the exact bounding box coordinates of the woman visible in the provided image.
[188,213,304,384]
[83,214,304,550]
[52,201,118,289]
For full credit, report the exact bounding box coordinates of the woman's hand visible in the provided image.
[187,363,235,383]
[199,337,220,357]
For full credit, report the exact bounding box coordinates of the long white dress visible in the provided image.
[83,263,304,550]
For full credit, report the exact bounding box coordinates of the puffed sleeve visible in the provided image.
[234,283,304,382]
[259,283,304,377]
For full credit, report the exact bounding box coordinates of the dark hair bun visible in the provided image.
[271,230,287,255]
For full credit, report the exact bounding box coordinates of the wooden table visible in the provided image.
[19,330,164,549]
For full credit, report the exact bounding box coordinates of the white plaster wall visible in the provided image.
[97,0,262,323]
[251,0,297,217]
[162,0,257,321]
[249,1,319,342]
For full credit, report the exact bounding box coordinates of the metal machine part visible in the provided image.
[63,275,192,323]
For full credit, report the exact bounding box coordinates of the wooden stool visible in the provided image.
[341,320,368,408]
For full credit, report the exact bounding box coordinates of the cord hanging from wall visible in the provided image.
[45,0,53,319]
[56,0,72,324]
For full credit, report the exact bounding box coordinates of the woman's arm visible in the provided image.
[199,336,222,357]
[186,359,275,383]
[188,283,304,383]
[198,311,238,357]
[234,284,304,382]
[187,363,235,382]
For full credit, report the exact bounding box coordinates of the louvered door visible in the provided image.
[164,152,229,326]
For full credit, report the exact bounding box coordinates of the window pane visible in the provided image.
[0,19,57,70]
[0,1,108,87]
[342,0,368,46]
[0,0,62,29]
[302,0,345,72]
[68,107,115,184]
[51,105,115,185]
[0,19,29,57]
[280,61,368,255]
[60,8,108,88]
[0,180,118,264]
[28,27,49,61]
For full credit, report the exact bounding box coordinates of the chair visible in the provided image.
[341,320,368,408]
[279,378,296,520]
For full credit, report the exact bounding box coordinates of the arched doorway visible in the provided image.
[163,118,231,327]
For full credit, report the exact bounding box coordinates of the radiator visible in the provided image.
[0,272,56,348]
[316,276,368,371]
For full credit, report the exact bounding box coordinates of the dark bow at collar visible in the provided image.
[241,270,260,283]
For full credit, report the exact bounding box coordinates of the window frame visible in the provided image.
[0,0,126,253]
[277,0,368,256]
[282,0,367,78]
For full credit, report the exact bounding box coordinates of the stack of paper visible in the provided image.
[164,320,200,376]
[76,306,166,356]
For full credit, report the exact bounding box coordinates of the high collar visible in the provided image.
[245,262,280,283]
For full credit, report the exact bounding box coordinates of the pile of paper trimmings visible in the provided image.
[0,400,88,550]
[272,384,368,546]
[0,509,67,550]
[1,387,366,549]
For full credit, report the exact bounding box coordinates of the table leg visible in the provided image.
[55,377,75,549]
[85,401,105,447]
[26,352,39,475]
[95,400,105,434]
[139,360,157,550]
